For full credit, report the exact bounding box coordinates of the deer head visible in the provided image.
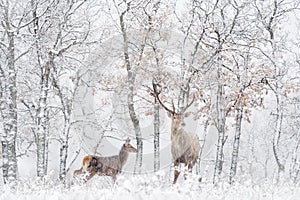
[123,137,137,153]
[152,79,194,131]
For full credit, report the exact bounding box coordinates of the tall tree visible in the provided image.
[47,0,91,181]
[118,3,143,173]
[254,0,299,182]
[0,0,32,187]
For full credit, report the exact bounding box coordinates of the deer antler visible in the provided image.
[152,78,175,114]
[182,93,195,113]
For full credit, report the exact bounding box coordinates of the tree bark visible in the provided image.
[36,53,52,178]
[128,69,143,174]
[229,100,243,184]
[153,100,160,172]
[59,118,71,181]
[213,65,226,184]
[272,94,285,181]
[52,68,74,182]
[196,117,209,175]
[120,8,143,174]
[291,129,300,183]
[30,0,50,178]
[263,0,285,182]
[0,21,18,187]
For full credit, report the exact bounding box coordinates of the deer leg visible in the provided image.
[188,162,193,173]
[173,161,180,184]
[73,167,83,176]
[111,175,117,184]
[84,170,96,182]
[182,163,189,180]
[184,162,193,180]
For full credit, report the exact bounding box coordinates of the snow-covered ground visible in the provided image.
[1,172,300,200]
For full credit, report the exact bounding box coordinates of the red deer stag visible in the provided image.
[152,80,201,184]
[74,138,137,183]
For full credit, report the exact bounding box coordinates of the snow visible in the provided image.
[1,173,300,200]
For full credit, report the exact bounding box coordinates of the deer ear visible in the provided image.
[125,137,130,144]
[167,112,172,118]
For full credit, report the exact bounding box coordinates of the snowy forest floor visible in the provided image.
[1,172,300,200]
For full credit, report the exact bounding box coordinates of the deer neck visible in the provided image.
[171,120,183,134]
[119,145,129,166]
[171,124,178,134]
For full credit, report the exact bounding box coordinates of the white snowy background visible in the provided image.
[1,0,300,199]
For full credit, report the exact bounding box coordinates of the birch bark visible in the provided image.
[229,100,243,184]
[119,8,143,174]
[153,100,160,172]
[213,63,226,184]
[0,6,18,185]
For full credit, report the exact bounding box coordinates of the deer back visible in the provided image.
[86,138,137,175]
[90,157,124,176]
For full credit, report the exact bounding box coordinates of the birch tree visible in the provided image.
[18,0,92,180]
[253,0,299,182]
[0,0,33,186]
[27,0,59,178]
[143,0,164,172]
[118,3,143,173]
[52,67,81,182]
[113,0,162,173]
[46,0,92,181]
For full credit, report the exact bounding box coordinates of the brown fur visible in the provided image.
[73,155,93,176]
[169,113,201,184]
[74,138,137,183]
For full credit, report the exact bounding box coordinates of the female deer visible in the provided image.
[74,138,137,183]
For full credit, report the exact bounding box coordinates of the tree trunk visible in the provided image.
[0,29,18,187]
[196,117,209,175]
[120,9,143,174]
[213,65,226,184]
[1,141,8,182]
[272,93,285,182]
[291,129,300,183]
[264,1,285,182]
[0,65,7,182]
[229,100,243,184]
[59,119,70,181]
[31,0,50,178]
[52,69,73,182]
[128,71,143,174]
[153,100,160,172]
[36,55,52,178]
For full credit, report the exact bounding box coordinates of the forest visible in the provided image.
[0,0,300,198]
